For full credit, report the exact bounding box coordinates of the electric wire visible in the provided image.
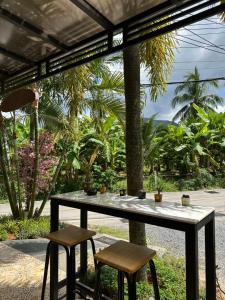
[175,37,225,55]
[184,28,225,53]
[141,76,225,87]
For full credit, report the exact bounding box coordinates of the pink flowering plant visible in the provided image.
[18,131,57,204]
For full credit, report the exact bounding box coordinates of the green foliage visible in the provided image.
[55,176,84,194]
[0,226,8,241]
[155,256,186,299]
[171,67,224,121]
[90,225,128,240]
[111,178,127,193]
[144,176,177,192]
[85,255,204,300]
[0,216,50,240]
[16,218,50,239]
[0,185,7,203]
[92,165,118,189]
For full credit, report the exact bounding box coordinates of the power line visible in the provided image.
[175,37,225,55]
[184,26,225,30]
[172,67,225,71]
[174,60,225,63]
[181,31,225,36]
[141,76,225,87]
[205,17,225,27]
[184,28,225,53]
[177,33,220,48]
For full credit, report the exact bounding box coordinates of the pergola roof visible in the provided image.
[0,0,225,92]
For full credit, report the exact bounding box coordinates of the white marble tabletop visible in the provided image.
[51,191,215,225]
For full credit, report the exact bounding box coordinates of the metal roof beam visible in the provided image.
[70,0,114,29]
[0,46,34,65]
[0,7,68,51]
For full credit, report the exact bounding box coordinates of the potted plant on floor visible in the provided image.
[154,177,163,202]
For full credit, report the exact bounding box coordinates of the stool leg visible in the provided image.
[118,271,124,300]
[89,238,97,269]
[64,245,76,300]
[41,241,52,300]
[94,262,102,300]
[149,260,160,300]
[70,246,76,300]
[64,246,71,300]
[126,273,136,300]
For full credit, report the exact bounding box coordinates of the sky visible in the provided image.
[141,16,225,121]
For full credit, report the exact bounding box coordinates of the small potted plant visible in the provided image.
[154,177,163,202]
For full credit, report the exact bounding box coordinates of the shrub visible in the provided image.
[111,179,127,193]
[145,175,177,192]
[0,216,50,240]
[0,225,8,241]
[16,217,50,239]
[85,255,205,300]
[195,169,214,188]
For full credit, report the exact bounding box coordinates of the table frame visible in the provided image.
[49,196,216,300]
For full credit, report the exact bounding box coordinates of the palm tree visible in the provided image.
[171,67,224,122]
[123,32,177,280]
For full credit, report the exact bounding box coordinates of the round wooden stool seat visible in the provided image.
[95,240,156,274]
[46,225,96,247]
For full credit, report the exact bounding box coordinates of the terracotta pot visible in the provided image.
[7,233,16,240]
[154,193,162,202]
[100,186,107,194]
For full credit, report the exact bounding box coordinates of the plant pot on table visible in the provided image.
[99,185,107,194]
[154,193,162,202]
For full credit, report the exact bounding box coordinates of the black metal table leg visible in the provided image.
[80,209,88,281]
[185,226,199,300]
[50,200,59,300]
[205,214,216,300]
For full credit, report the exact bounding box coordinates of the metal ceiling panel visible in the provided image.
[0,18,57,62]
[0,0,224,93]
[86,0,167,24]
[0,54,26,73]
[0,0,103,46]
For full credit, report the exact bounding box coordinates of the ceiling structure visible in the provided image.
[0,0,224,93]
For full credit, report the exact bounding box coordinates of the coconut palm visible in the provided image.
[123,31,177,280]
[171,67,224,122]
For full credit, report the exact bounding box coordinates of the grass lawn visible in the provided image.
[0,199,8,204]
[90,224,128,240]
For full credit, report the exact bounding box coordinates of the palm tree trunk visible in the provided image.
[0,113,19,218]
[12,111,23,216]
[123,45,146,280]
[28,98,39,218]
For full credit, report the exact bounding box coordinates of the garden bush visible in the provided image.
[145,175,177,192]
[0,216,50,240]
[85,255,206,300]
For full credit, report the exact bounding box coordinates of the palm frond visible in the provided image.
[172,105,189,122]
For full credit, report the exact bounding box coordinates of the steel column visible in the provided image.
[205,214,216,300]
[50,200,59,300]
[80,209,88,281]
[185,226,199,300]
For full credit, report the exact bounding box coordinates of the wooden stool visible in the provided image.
[94,240,160,300]
[41,225,96,300]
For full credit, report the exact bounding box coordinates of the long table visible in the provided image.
[50,191,216,300]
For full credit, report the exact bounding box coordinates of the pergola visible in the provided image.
[0,0,224,94]
[0,1,223,300]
